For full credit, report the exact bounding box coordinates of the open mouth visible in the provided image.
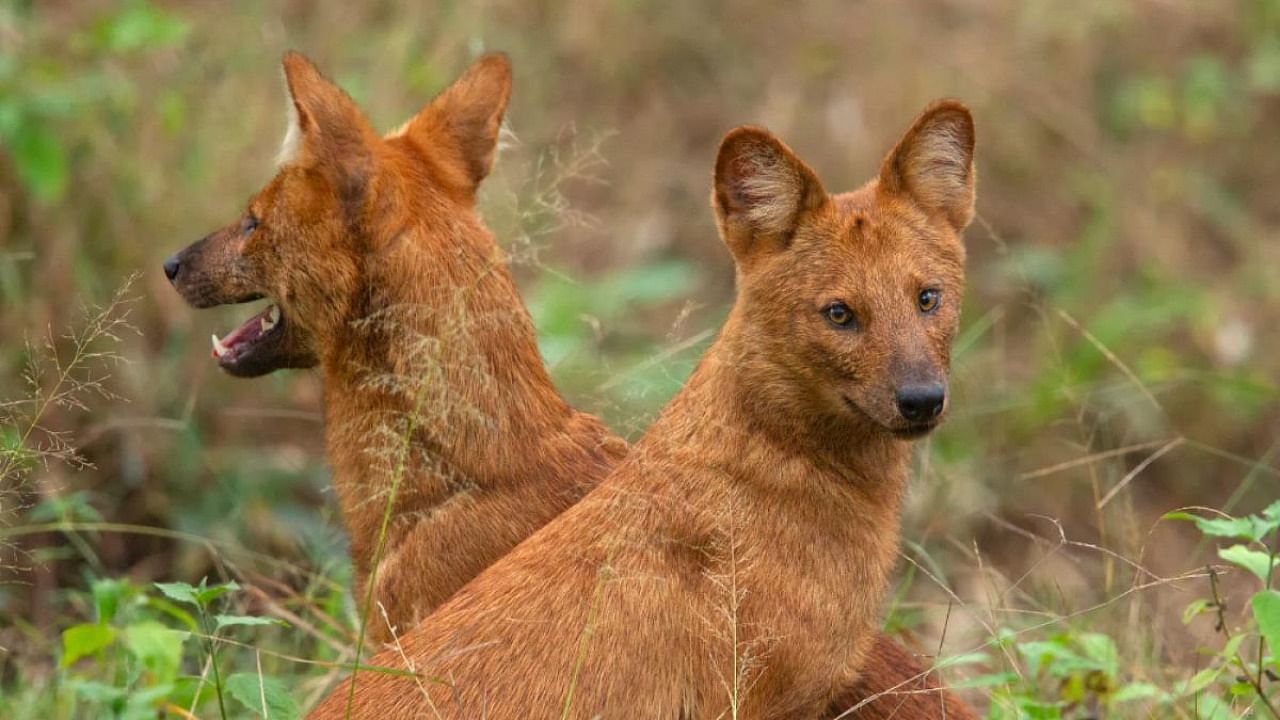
[210,302,287,376]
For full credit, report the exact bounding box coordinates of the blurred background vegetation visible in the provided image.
[1,0,1278,717]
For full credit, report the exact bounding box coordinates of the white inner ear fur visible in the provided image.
[903,120,970,209]
[737,151,803,235]
[275,91,302,167]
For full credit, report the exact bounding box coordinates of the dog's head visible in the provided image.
[713,101,975,438]
[164,51,511,377]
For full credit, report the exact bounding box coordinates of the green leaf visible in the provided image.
[144,595,199,632]
[92,2,191,53]
[154,578,239,608]
[11,120,68,202]
[1219,545,1275,583]
[1194,692,1234,720]
[61,623,116,667]
[1111,681,1163,704]
[1077,632,1119,678]
[1252,590,1280,667]
[1018,637,1101,677]
[214,614,285,632]
[122,621,187,680]
[226,672,301,720]
[1166,511,1259,541]
[1183,598,1211,625]
[1221,632,1246,660]
[122,683,176,720]
[68,678,127,704]
[932,651,990,670]
[194,579,240,606]
[91,577,133,624]
[1176,665,1222,697]
[154,581,199,606]
[1165,508,1280,542]
[952,670,1020,690]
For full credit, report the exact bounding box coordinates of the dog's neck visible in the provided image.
[316,220,577,572]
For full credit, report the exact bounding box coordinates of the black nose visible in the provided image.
[163,255,180,283]
[896,383,946,423]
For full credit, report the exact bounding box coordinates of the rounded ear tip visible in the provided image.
[281,50,321,79]
[719,125,774,148]
[923,98,975,130]
[716,125,777,165]
[473,51,513,79]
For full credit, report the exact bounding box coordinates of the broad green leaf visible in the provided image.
[11,121,67,202]
[1176,665,1222,697]
[91,577,133,624]
[1228,680,1254,697]
[154,581,199,606]
[1221,632,1245,660]
[1077,632,1119,677]
[952,670,1020,689]
[1165,510,1279,542]
[1195,692,1233,720]
[122,683,176,720]
[144,595,199,632]
[122,621,187,680]
[68,678,127,704]
[1252,590,1280,668]
[214,614,285,632]
[1018,637,1100,677]
[933,651,990,670]
[154,578,239,608]
[92,2,191,53]
[226,672,301,720]
[61,623,115,667]
[1112,681,1163,703]
[1219,545,1275,583]
[1183,598,1211,625]
[194,579,240,606]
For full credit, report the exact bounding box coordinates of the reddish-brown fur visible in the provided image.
[305,92,977,717]
[168,52,624,643]
[166,53,976,718]
[829,638,978,718]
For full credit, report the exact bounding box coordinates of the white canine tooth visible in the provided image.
[261,305,278,332]
[211,334,229,357]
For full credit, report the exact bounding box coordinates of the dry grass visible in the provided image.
[1,1,1278,717]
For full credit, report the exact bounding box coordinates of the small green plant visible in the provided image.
[1169,500,1280,718]
[59,577,297,720]
[958,501,1280,719]
[59,577,194,719]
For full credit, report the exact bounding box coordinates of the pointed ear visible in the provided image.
[879,100,975,231]
[713,127,827,260]
[279,51,376,193]
[401,52,512,190]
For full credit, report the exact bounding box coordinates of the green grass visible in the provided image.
[2,0,1279,717]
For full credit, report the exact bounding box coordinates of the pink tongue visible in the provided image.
[213,305,274,358]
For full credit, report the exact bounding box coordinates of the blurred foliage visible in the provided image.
[0,0,1278,717]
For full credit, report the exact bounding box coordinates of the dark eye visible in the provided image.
[918,288,941,313]
[242,215,259,234]
[824,302,856,328]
